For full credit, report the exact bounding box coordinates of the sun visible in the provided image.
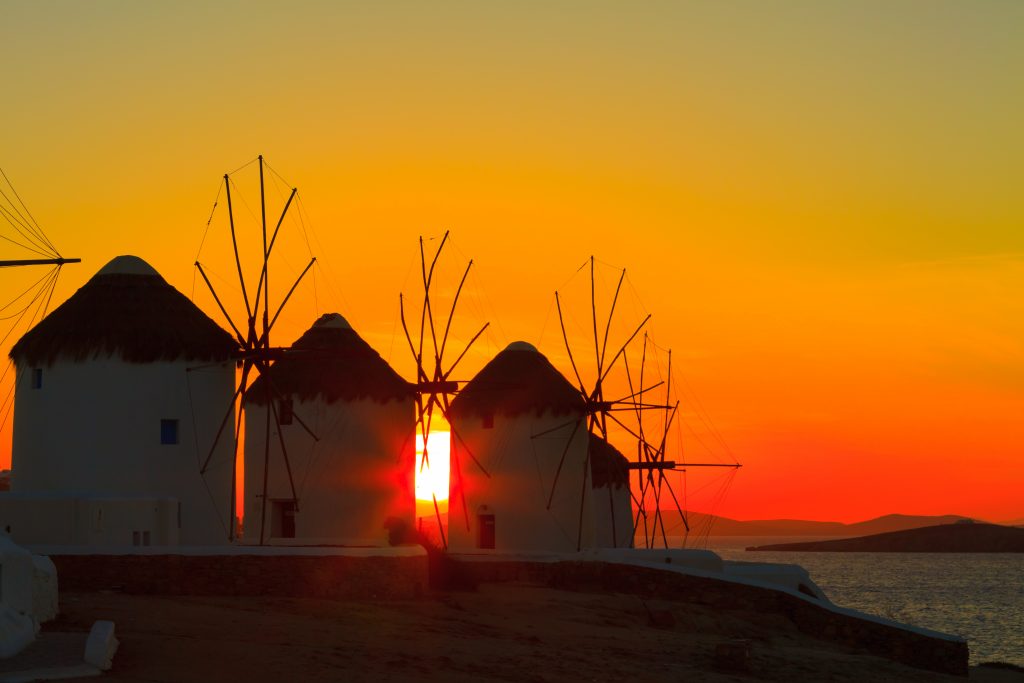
[415,430,451,502]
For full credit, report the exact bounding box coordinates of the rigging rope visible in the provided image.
[193,180,224,262]
[0,167,61,257]
[183,365,232,540]
[0,204,57,258]
[0,266,61,436]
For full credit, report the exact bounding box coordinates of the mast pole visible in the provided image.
[259,375,272,546]
[259,155,270,351]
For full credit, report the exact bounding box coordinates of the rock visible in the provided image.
[0,604,38,659]
[84,620,119,670]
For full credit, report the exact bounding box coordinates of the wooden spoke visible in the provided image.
[421,233,449,368]
[227,386,245,541]
[200,361,250,473]
[400,294,427,383]
[450,437,471,532]
[545,419,582,510]
[270,391,300,512]
[194,262,246,346]
[662,473,689,534]
[530,417,582,440]
[598,313,651,384]
[576,445,590,552]
[257,155,268,331]
[443,321,489,379]
[254,186,297,328]
[555,292,587,394]
[607,380,664,405]
[450,425,490,478]
[258,381,273,546]
[663,349,672,451]
[590,256,601,379]
[268,257,316,333]
[603,410,647,444]
[598,266,625,376]
[655,402,680,462]
[432,492,447,549]
[264,369,319,443]
[439,259,472,361]
[224,175,252,321]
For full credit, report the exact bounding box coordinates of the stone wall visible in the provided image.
[52,553,427,601]
[460,559,969,677]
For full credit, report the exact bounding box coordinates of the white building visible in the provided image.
[448,341,602,554]
[3,255,239,547]
[589,435,634,549]
[242,313,416,546]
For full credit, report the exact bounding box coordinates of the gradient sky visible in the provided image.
[2,1,1021,523]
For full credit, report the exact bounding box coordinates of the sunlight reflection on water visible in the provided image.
[703,537,1024,666]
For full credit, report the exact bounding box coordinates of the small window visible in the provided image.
[478,513,496,549]
[142,530,151,546]
[482,412,494,429]
[278,398,293,426]
[132,531,140,546]
[160,419,179,445]
[31,368,43,389]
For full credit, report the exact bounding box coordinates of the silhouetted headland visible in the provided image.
[673,511,974,536]
[746,522,1024,553]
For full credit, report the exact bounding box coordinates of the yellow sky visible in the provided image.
[2,1,1022,521]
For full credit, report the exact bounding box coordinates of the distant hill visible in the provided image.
[675,511,974,537]
[746,522,1024,553]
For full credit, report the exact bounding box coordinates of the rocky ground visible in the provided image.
[39,584,1024,682]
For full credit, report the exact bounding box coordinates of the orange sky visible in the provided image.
[1,2,1021,523]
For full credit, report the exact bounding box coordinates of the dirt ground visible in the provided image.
[46,584,1023,683]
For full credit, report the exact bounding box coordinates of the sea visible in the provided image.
[689,536,1023,666]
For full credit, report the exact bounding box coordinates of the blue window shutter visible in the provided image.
[160,419,179,445]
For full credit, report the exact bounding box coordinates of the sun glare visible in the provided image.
[415,431,451,502]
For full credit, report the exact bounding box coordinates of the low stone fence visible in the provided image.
[51,551,428,601]
[459,559,969,677]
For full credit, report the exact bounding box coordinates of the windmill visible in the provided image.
[191,155,319,544]
[397,231,492,548]
[0,167,80,446]
[548,256,741,550]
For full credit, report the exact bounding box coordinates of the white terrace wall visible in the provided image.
[244,396,415,546]
[11,356,236,545]
[449,411,595,554]
[0,495,179,548]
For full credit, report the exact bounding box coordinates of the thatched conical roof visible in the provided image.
[246,313,413,405]
[10,255,239,365]
[589,435,630,490]
[449,341,585,419]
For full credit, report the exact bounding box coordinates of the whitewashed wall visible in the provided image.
[0,495,179,547]
[449,411,595,554]
[592,482,634,548]
[11,356,236,545]
[243,396,415,546]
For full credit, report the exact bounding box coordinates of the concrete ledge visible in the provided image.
[32,544,425,557]
[457,559,969,677]
[51,549,428,600]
